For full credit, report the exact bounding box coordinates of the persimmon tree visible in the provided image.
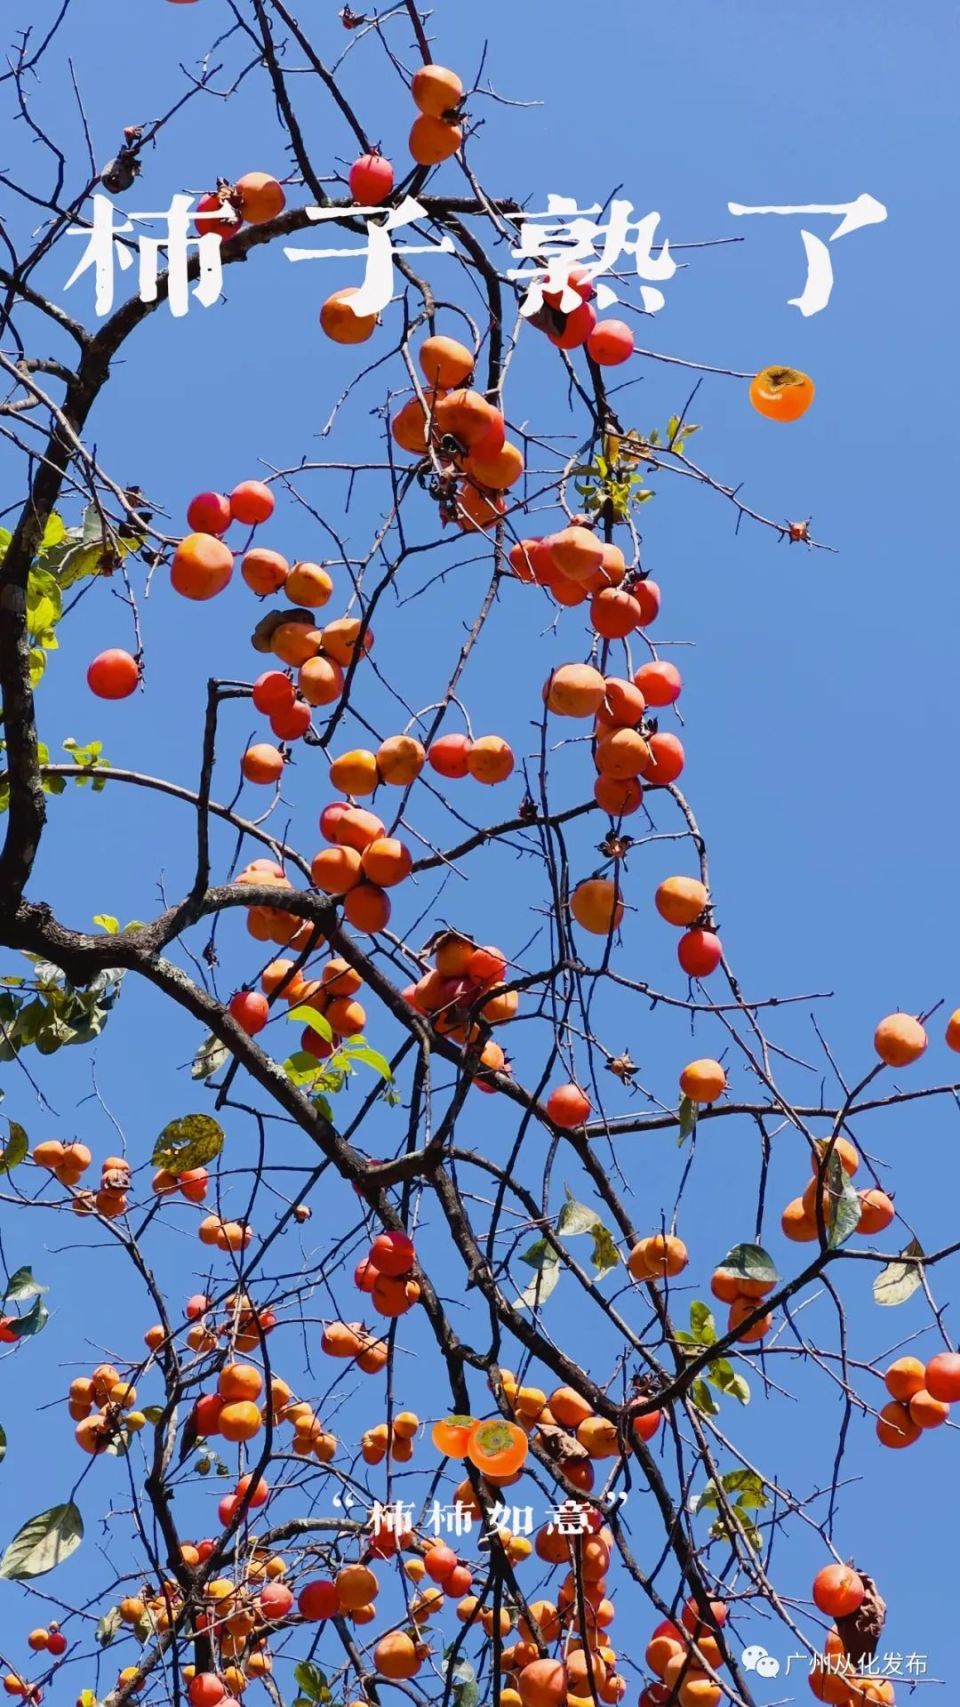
[0,6,954,1707]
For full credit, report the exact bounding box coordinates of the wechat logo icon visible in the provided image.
[742,1645,781,1679]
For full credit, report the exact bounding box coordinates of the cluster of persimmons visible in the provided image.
[49,22,951,1707]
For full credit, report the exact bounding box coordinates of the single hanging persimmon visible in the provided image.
[590,587,642,638]
[587,319,634,365]
[234,171,286,223]
[241,546,289,596]
[252,670,294,714]
[409,114,462,166]
[322,614,374,664]
[228,990,269,1034]
[369,1230,416,1274]
[634,659,682,706]
[411,63,464,117]
[433,388,504,451]
[571,877,624,936]
[86,649,140,699]
[329,749,379,796]
[655,875,708,926]
[546,1083,591,1128]
[298,655,344,706]
[464,441,525,490]
[466,1416,529,1476]
[678,928,723,977]
[229,479,274,525]
[857,1188,894,1234]
[270,697,311,740]
[466,735,514,784]
[286,561,334,606]
[376,734,425,785]
[194,190,241,240]
[550,525,603,581]
[595,727,649,780]
[544,663,606,717]
[392,391,443,454]
[873,1012,927,1067]
[640,730,685,785]
[632,577,661,625]
[419,334,474,388]
[812,1564,865,1618]
[170,532,234,600]
[679,1059,726,1103]
[428,733,473,777]
[344,883,391,932]
[924,1351,960,1402]
[360,836,413,887]
[454,481,506,532]
[241,743,284,785]
[321,287,377,344]
[749,364,815,422]
[594,776,643,815]
[601,676,646,726]
[348,152,394,203]
[186,490,230,534]
[546,301,597,349]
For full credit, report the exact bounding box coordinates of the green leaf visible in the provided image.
[0,1501,83,1578]
[690,1378,719,1416]
[873,1239,925,1307]
[725,1468,767,1498]
[294,1663,332,1704]
[5,1296,49,1339]
[689,1301,717,1345]
[26,568,62,641]
[695,1467,768,1515]
[344,1041,393,1082]
[289,1004,334,1042]
[63,737,105,770]
[192,1033,229,1082]
[517,1244,562,1308]
[40,513,66,552]
[718,1243,779,1289]
[706,1358,750,1405]
[448,1655,479,1707]
[44,506,131,590]
[96,1605,122,1647]
[0,1120,28,1173]
[5,1267,47,1303]
[590,1220,620,1276]
[520,1237,553,1270]
[710,1510,762,1551]
[677,1094,697,1143]
[81,504,104,546]
[92,915,120,935]
[557,1187,599,1236]
[826,1151,862,1249]
[151,1113,224,1173]
[693,1478,720,1513]
[283,1051,325,1088]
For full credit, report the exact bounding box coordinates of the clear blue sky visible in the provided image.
[1,0,958,1698]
